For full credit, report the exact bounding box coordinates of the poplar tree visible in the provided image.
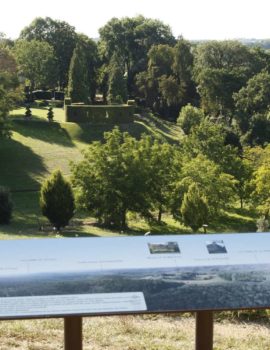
[67,44,89,103]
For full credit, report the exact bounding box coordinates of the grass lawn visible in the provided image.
[0,107,257,238]
[1,315,270,350]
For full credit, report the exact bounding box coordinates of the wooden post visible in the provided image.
[64,317,83,350]
[195,311,213,350]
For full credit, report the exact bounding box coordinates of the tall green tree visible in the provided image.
[180,183,209,232]
[173,37,197,105]
[0,48,21,137]
[14,40,57,90]
[71,128,156,228]
[107,54,128,103]
[67,44,89,103]
[234,71,270,135]
[194,41,255,120]
[77,34,99,102]
[172,154,236,218]
[99,15,175,95]
[20,17,77,87]
[40,170,75,231]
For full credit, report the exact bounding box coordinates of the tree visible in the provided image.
[71,128,154,228]
[251,164,270,218]
[14,40,58,90]
[173,37,197,106]
[67,43,89,103]
[234,71,270,134]
[107,54,128,103]
[172,154,236,218]
[194,41,255,120]
[0,187,13,224]
[177,104,204,134]
[99,16,175,95]
[20,17,77,87]
[0,48,21,137]
[77,34,99,102]
[40,170,75,230]
[180,183,208,232]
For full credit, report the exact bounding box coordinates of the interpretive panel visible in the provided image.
[0,233,270,318]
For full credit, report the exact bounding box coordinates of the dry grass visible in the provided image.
[0,315,270,349]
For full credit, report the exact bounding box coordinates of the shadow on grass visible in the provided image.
[0,138,46,191]
[12,120,75,147]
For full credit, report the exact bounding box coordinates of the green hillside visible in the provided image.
[0,109,189,238]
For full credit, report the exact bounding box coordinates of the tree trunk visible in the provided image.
[240,197,243,209]
[158,206,163,223]
[121,208,127,229]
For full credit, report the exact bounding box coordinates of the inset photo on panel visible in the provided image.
[148,242,180,254]
[206,240,227,254]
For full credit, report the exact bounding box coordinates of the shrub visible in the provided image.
[40,170,75,231]
[65,105,134,123]
[0,187,13,224]
[25,105,32,119]
[47,107,54,122]
[177,104,204,134]
[180,183,209,232]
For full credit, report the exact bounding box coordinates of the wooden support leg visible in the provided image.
[195,311,213,350]
[64,317,83,350]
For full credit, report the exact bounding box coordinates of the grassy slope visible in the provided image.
[0,108,257,238]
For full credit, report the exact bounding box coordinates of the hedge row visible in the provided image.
[65,105,135,123]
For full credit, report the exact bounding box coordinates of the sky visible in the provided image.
[1,0,270,41]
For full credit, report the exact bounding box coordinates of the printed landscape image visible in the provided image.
[0,263,270,314]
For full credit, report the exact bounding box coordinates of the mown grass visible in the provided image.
[0,108,258,238]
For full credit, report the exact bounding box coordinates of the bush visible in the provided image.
[47,107,54,122]
[25,105,32,119]
[40,170,75,230]
[65,105,135,123]
[177,104,204,134]
[0,187,13,224]
[180,183,209,232]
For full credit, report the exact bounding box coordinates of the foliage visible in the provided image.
[99,15,175,95]
[251,163,270,218]
[234,71,270,141]
[20,17,77,87]
[172,154,236,219]
[65,105,134,123]
[0,48,21,137]
[47,107,54,122]
[71,128,178,228]
[107,54,128,104]
[0,187,13,224]
[193,40,257,119]
[177,104,204,134]
[180,183,208,232]
[71,128,153,227]
[40,170,75,230]
[76,34,98,102]
[14,40,58,90]
[25,105,32,119]
[67,43,89,103]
